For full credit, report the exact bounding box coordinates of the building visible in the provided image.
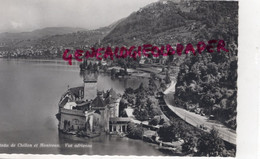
[59,108,86,132]
[109,117,131,133]
[83,71,98,101]
[57,81,129,136]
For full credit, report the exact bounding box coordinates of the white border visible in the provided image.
[237,0,260,158]
[0,0,259,158]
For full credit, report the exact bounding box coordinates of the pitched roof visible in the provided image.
[105,97,116,105]
[91,96,105,108]
[104,88,118,104]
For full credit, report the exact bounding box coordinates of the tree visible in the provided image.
[150,72,156,80]
[87,62,93,70]
[149,78,157,93]
[135,95,147,108]
[119,99,128,117]
[196,129,226,156]
[159,118,165,125]
[138,83,144,90]
[103,65,108,73]
[158,123,174,142]
[93,63,98,72]
[164,71,171,84]
[79,63,84,70]
[168,54,174,63]
[127,122,143,139]
[111,68,116,77]
[150,107,161,117]
[133,109,149,121]
[149,117,159,126]
[119,69,126,76]
[124,65,128,75]
[160,81,167,91]
[182,137,197,154]
[125,87,134,94]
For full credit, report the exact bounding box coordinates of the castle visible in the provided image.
[56,71,130,137]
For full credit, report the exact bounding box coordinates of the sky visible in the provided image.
[0,0,158,33]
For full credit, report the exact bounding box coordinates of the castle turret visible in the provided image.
[83,71,98,101]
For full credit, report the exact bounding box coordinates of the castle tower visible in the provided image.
[83,71,98,101]
[90,91,108,132]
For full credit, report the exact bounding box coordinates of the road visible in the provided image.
[162,81,236,145]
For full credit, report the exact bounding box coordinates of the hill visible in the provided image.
[100,0,238,129]
[0,17,128,49]
[171,1,238,130]
[101,0,237,47]
[0,27,87,44]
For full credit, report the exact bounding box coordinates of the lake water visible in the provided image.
[0,59,164,155]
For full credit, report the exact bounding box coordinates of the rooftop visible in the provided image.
[91,95,105,108]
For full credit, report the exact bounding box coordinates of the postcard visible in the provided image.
[0,0,258,158]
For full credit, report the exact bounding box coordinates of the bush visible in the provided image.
[196,129,226,156]
[149,117,159,126]
[159,118,165,125]
[127,122,144,139]
[182,137,197,154]
[158,123,175,142]
[133,109,149,121]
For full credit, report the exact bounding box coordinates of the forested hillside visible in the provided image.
[173,1,238,130]
[102,1,237,47]
[101,0,238,130]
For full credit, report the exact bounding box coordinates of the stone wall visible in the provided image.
[59,108,86,131]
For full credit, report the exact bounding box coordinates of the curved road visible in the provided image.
[163,81,236,145]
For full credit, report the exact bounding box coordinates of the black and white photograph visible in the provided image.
[0,0,258,158]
